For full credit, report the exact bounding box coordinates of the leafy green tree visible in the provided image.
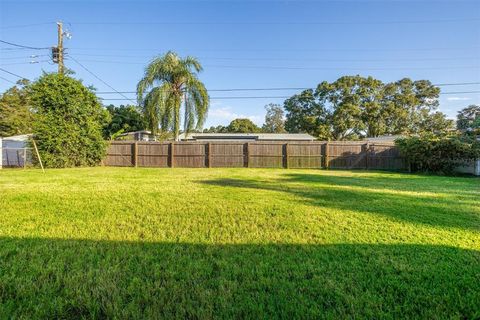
[226,118,261,133]
[284,89,331,139]
[456,105,480,131]
[382,78,440,134]
[262,103,286,133]
[31,73,108,168]
[103,104,146,139]
[419,111,454,136]
[284,76,445,139]
[315,76,365,140]
[0,79,32,136]
[137,51,209,140]
[203,125,227,133]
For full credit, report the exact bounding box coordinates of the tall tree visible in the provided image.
[226,118,261,133]
[284,89,331,139]
[31,73,108,168]
[419,111,454,136]
[262,103,286,133]
[103,104,146,139]
[284,76,445,139]
[382,78,440,134]
[137,51,209,140]
[456,105,480,131]
[0,79,32,137]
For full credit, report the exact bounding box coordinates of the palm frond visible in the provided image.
[136,51,209,140]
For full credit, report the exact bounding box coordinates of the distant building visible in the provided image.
[115,130,156,141]
[365,135,405,143]
[177,133,316,142]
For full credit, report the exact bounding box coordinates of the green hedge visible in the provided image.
[395,137,480,175]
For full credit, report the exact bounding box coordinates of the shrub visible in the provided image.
[31,73,108,168]
[395,137,480,175]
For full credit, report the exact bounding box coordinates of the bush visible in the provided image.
[395,137,480,175]
[31,73,108,168]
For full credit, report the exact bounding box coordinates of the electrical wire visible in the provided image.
[69,17,480,25]
[0,68,28,79]
[0,22,55,29]
[95,82,480,94]
[68,55,136,104]
[0,60,51,66]
[0,39,50,50]
[0,76,16,84]
[65,53,480,62]
[98,90,480,101]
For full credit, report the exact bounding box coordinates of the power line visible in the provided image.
[0,39,50,50]
[205,64,480,71]
[441,91,480,95]
[95,82,480,94]
[70,57,480,65]
[0,54,49,60]
[0,68,28,79]
[66,53,480,62]
[0,76,16,84]
[0,60,51,66]
[69,17,480,25]
[66,46,480,53]
[66,57,480,71]
[0,22,55,29]
[68,55,136,104]
[98,90,480,101]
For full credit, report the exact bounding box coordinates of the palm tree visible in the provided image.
[137,51,209,140]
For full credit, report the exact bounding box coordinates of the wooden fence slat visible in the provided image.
[104,140,405,171]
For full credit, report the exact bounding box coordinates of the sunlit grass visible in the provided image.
[1,167,479,318]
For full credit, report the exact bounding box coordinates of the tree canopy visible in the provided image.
[103,104,146,139]
[457,105,480,131]
[0,79,32,137]
[137,51,209,140]
[284,75,451,139]
[31,73,108,167]
[262,103,286,133]
[226,118,261,133]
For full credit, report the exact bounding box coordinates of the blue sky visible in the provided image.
[1,0,479,127]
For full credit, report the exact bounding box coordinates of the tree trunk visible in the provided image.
[174,95,181,141]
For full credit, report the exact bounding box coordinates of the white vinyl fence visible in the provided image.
[0,135,33,169]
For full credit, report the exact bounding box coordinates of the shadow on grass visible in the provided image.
[0,237,479,319]
[201,175,480,231]
[285,171,480,196]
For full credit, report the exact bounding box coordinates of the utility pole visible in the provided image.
[57,21,64,74]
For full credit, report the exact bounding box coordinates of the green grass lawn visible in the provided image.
[0,167,479,319]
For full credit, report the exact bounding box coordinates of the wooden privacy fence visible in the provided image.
[104,141,406,171]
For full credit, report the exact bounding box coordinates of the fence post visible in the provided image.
[133,142,138,167]
[284,143,289,169]
[325,141,330,169]
[365,142,370,170]
[207,142,211,168]
[170,142,175,168]
[246,142,250,168]
[23,147,27,169]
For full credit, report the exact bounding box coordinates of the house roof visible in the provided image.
[117,130,153,136]
[1,134,32,141]
[178,133,316,141]
[365,135,405,143]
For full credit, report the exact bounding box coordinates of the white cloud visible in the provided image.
[208,106,263,125]
[446,96,471,101]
